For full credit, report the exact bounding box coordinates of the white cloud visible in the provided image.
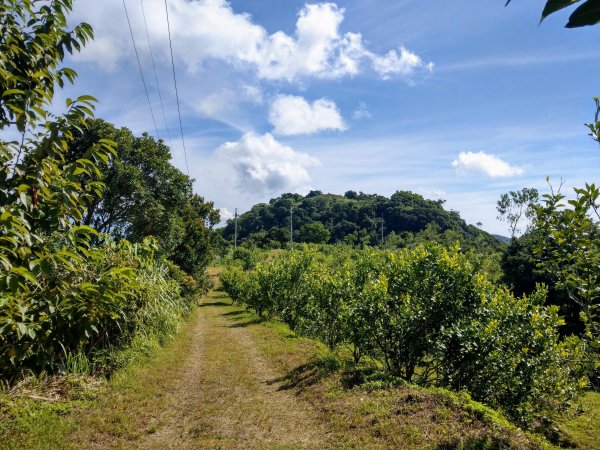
[216,132,320,193]
[353,101,372,120]
[452,151,524,177]
[269,95,346,135]
[219,207,235,221]
[370,46,434,81]
[71,0,432,83]
[194,84,263,131]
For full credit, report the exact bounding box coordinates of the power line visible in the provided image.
[140,0,173,149]
[122,0,160,140]
[163,0,190,177]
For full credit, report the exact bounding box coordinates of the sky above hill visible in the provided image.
[63,0,599,235]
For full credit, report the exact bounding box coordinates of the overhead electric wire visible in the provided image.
[140,0,173,149]
[163,0,190,176]
[122,0,160,140]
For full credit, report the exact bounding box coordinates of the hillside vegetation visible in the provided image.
[221,190,502,251]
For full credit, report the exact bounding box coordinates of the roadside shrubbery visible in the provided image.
[0,1,204,382]
[0,235,195,380]
[220,244,586,425]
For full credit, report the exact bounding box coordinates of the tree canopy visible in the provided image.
[65,119,220,278]
[222,190,502,251]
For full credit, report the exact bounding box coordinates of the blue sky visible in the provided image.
[63,0,599,234]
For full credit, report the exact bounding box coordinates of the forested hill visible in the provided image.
[221,190,503,249]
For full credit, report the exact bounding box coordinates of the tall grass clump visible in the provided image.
[83,238,195,375]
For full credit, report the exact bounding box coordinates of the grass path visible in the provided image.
[137,291,329,449]
[65,289,331,449]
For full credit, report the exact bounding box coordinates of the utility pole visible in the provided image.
[234,208,238,250]
[290,206,294,250]
[381,213,384,248]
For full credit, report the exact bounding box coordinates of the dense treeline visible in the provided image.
[0,1,217,380]
[220,245,586,426]
[221,190,502,252]
[65,119,220,285]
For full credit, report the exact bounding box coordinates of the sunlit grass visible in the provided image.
[558,391,600,450]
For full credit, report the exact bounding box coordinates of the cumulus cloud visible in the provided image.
[71,0,432,83]
[452,151,524,177]
[216,132,320,192]
[269,95,346,135]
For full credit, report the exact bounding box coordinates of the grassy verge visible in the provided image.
[217,302,555,449]
[0,307,198,450]
[556,391,600,449]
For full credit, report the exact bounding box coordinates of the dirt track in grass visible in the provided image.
[137,291,330,449]
[67,287,331,450]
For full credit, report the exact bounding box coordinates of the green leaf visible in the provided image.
[566,0,600,27]
[541,0,581,21]
[2,88,25,96]
[76,94,97,103]
[10,267,39,286]
[16,323,28,339]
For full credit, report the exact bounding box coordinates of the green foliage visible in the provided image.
[231,246,260,270]
[0,0,114,377]
[533,181,600,387]
[0,0,198,381]
[221,244,585,425]
[362,245,481,382]
[586,96,600,144]
[506,0,600,28]
[221,190,502,253]
[501,231,581,335]
[65,119,220,282]
[496,187,539,238]
[299,222,330,243]
[0,0,94,131]
[437,286,586,424]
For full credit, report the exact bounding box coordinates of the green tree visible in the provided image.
[533,181,600,387]
[65,119,219,279]
[496,187,539,238]
[171,194,220,280]
[0,0,140,376]
[299,222,330,244]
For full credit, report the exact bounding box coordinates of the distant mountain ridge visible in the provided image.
[222,190,503,250]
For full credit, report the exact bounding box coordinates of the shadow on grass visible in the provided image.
[199,301,231,307]
[227,317,266,328]
[221,310,246,317]
[207,292,229,299]
[266,356,342,391]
